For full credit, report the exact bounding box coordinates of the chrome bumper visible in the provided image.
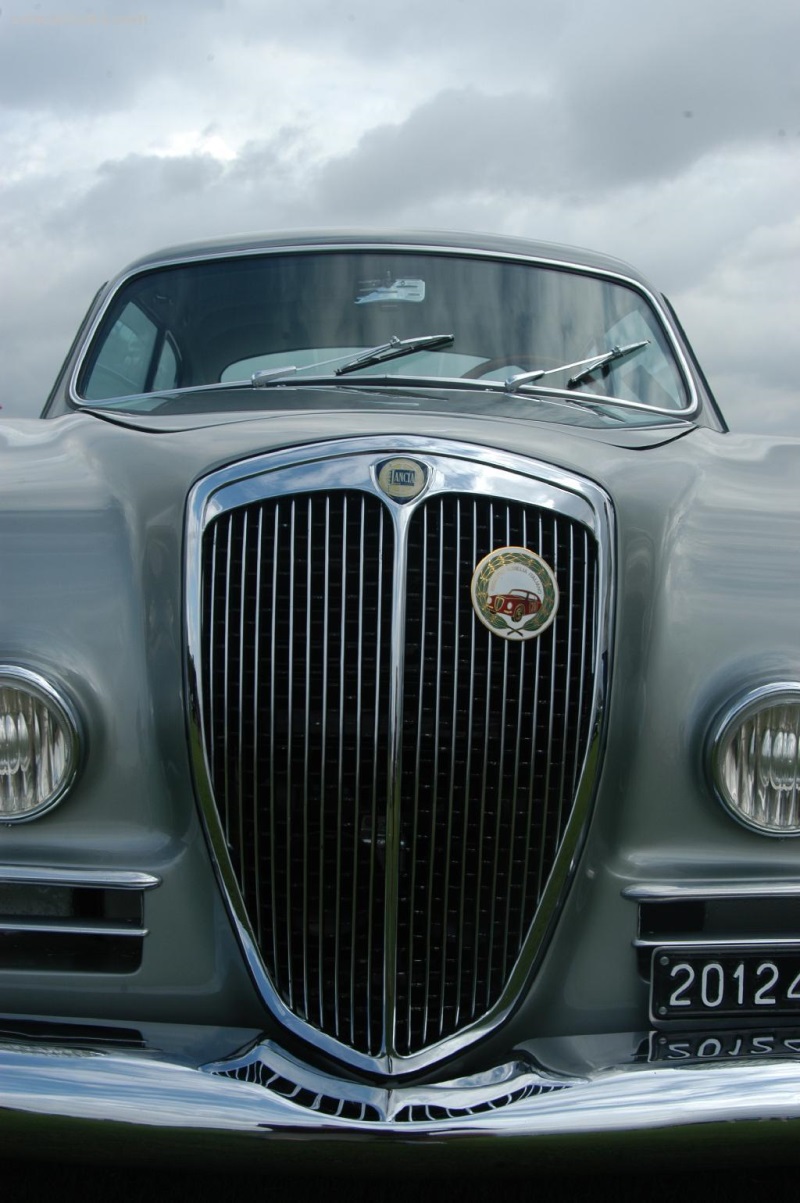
[3,1026,800,1168]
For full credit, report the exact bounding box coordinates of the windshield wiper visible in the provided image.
[567,340,650,388]
[504,340,650,394]
[334,333,454,376]
[250,333,454,387]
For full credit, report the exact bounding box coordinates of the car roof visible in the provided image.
[118,229,653,289]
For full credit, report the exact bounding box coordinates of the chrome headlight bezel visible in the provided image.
[709,682,800,837]
[0,665,82,823]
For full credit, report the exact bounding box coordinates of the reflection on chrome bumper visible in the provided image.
[4,1025,800,1166]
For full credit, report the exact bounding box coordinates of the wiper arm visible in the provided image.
[334,333,454,376]
[504,340,650,394]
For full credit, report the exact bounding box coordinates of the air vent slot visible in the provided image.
[633,892,800,977]
[0,870,159,975]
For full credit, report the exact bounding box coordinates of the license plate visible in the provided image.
[651,946,800,1022]
[649,1028,800,1062]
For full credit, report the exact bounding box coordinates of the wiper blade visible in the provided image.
[249,334,454,387]
[504,340,650,394]
[334,333,454,376]
[566,340,650,388]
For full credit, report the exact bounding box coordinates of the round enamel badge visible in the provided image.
[471,547,559,640]
[375,457,429,503]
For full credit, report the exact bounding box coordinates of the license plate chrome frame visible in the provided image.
[650,944,800,1025]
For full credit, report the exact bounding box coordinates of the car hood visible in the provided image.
[0,405,789,518]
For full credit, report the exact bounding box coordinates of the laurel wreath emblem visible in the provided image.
[471,547,559,641]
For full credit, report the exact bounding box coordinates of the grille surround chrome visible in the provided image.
[186,436,614,1075]
[205,1039,572,1123]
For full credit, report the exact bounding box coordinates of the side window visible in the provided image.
[82,301,177,399]
[152,335,178,391]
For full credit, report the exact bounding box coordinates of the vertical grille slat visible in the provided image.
[440,499,462,1038]
[268,505,280,981]
[302,500,312,1020]
[317,498,330,1030]
[237,513,248,905]
[284,500,296,1010]
[518,591,542,946]
[333,496,347,1041]
[405,501,428,1045]
[222,515,234,851]
[555,524,574,836]
[569,529,591,807]
[454,499,479,1028]
[200,477,601,1066]
[537,516,558,904]
[207,524,220,798]
[251,510,263,947]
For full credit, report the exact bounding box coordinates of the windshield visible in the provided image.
[75,249,691,419]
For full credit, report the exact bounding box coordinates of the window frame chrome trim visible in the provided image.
[185,435,615,1076]
[67,240,700,421]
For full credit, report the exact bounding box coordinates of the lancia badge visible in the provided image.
[471,546,559,640]
[375,457,429,503]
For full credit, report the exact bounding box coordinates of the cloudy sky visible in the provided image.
[1,0,798,429]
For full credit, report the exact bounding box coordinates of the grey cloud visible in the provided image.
[229,0,800,146]
[561,7,800,186]
[4,0,798,215]
[225,0,570,60]
[312,79,797,223]
[48,153,228,245]
[314,90,571,217]
[261,0,800,195]
[0,0,224,112]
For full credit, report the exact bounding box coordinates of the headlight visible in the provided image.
[710,683,800,836]
[0,667,81,822]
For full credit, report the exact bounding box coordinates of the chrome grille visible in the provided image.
[194,446,605,1071]
[202,492,393,1055]
[395,497,596,1054]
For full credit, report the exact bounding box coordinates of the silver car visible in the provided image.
[2,231,799,1166]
